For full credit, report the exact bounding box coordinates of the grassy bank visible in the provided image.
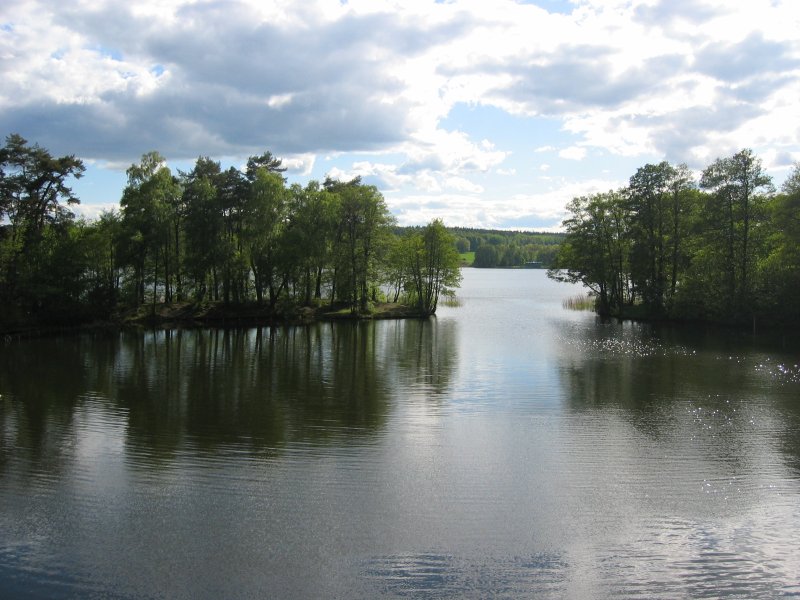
[459,251,475,266]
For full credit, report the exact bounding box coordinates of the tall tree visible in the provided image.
[699,149,773,316]
[218,166,250,302]
[244,168,289,309]
[0,134,84,314]
[405,219,462,315]
[80,210,123,314]
[284,181,337,305]
[627,161,694,313]
[549,191,631,316]
[183,163,224,301]
[245,151,286,180]
[757,162,800,324]
[119,151,181,306]
[326,177,394,312]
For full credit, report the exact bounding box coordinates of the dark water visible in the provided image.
[2,269,799,599]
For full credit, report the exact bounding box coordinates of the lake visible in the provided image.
[1,269,799,598]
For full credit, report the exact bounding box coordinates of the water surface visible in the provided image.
[2,269,799,598]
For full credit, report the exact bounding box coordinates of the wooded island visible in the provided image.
[0,135,461,332]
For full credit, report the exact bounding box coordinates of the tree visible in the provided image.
[80,210,123,314]
[757,162,800,324]
[473,244,499,268]
[217,166,250,302]
[405,220,462,315]
[326,177,394,312]
[244,168,289,309]
[284,181,337,305]
[245,151,286,179]
[627,161,694,313]
[0,134,85,317]
[119,151,181,307]
[183,166,225,301]
[699,149,773,317]
[549,191,631,316]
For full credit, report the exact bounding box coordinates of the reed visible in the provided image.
[562,294,595,311]
[441,296,463,308]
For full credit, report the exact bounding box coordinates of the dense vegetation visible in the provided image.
[7,134,793,332]
[448,228,562,268]
[549,150,800,329]
[0,135,461,331]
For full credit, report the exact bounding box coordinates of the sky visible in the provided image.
[2,0,799,231]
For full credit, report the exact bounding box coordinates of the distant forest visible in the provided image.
[444,228,562,268]
[550,150,800,329]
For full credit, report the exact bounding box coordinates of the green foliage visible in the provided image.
[0,134,85,327]
[119,151,182,307]
[696,149,774,318]
[6,134,797,332]
[551,149,796,328]
[447,227,562,268]
[1,137,417,330]
[549,190,631,315]
[754,164,800,325]
[626,161,694,315]
[401,219,462,315]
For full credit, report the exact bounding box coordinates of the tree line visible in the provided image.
[0,135,461,331]
[449,227,562,268]
[549,149,800,328]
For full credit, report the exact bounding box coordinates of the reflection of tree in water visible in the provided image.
[558,323,800,474]
[114,329,189,463]
[383,318,458,397]
[0,334,114,473]
[112,323,394,462]
[1,318,460,469]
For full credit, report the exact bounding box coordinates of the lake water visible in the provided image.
[1,269,799,598]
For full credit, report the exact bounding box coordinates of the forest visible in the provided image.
[448,228,562,268]
[0,135,461,331]
[549,149,800,328]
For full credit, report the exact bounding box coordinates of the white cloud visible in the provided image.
[72,202,120,222]
[281,153,316,176]
[387,176,624,230]
[444,176,483,194]
[559,146,587,160]
[266,93,294,109]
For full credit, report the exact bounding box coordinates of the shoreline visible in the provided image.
[1,301,432,340]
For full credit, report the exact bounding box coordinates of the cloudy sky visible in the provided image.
[2,0,799,230]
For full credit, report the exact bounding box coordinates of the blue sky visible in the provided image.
[2,0,799,230]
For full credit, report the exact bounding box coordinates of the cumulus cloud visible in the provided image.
[281,154,316,176]
[559,146,587,160]
[1,0,798,228]
[387,176,623,230]
[0,0,424,160]
[444,176,483,194]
